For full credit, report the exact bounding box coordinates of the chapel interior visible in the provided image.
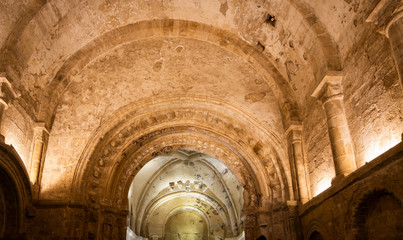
[0,0,402,239]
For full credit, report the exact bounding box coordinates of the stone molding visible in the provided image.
[311,72,344,102]
[70,99,290,207]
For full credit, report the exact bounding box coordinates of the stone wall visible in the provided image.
[302,22,403,197]
[1,103,34,167]
[343,25,403,167]
[302,100,333,197]
[24,203,128,240]
[299,141,403,240]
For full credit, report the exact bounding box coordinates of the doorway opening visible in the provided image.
[126,150,245,240]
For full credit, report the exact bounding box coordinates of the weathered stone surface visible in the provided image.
[0,0,402,239]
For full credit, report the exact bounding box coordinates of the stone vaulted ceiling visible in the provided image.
[128,150,243,239]
[0,0,402,239]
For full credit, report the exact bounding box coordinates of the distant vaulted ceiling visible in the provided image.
[128,150,244,239]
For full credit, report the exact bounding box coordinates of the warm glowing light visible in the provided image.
[39,163,66,197]
[4,132,29,168]
[364,136,400,163]
[313,178,332,197]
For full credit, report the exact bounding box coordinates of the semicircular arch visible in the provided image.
[134,156,241,225]
[143,192,230,237]
[39,19,299,128]
[70,97,291,210]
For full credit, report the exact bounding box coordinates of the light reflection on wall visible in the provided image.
[313,177,332,197]
[4,131,29,168]
[364,135,401,163]
[38,167,66,198]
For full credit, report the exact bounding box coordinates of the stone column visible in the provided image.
[29,122,49,197]
[312,73,356,180]
[367,1,403,89]
[388,16,403,87]
[286,201,302,240]
[256,208,270,239]
[0,99,7,137]
[286,125,310,204]
[244,211,257,240]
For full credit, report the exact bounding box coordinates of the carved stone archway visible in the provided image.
[0,142,32,239]
[70,97,292,239]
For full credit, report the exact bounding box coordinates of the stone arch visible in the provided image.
[353,189,403,240]
[145,193,225,238]
[133,156,240,236]
[289,0,342,71]
[305,219,328,240]
[1,0,341,103]
[0,142,32,238]
[71,96,290,206]
[309,231,324,240]
[38,19,299,129]
[70,97,291,239]
[163,207,209,240]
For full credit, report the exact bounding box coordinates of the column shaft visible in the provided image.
[312,75,356,179]
[322,96,356,176]
[29,123,49,196]
[0,101,6,133]
[286,126,310,204]
[292,140,309,203]
[388,17,403,88]
[244,213,257,240]
[286,201,302,240]
[30,137,45,183]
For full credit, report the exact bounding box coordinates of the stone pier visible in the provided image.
[312,73,356,180]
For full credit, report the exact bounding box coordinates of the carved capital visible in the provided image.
[285,125,302,144]
[311,72,344,103]
[281,102,300,129]
[33,122,50,141]
[0,74,19,107]
[286,200,299,217]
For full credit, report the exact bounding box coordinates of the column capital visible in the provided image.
[311,72,344,102]
[285,124,302,144]
[33,122,50,143]
[0,73,20,107]
[286,200,299,215]
[34,122,50,134]
[366,0,403,38]
[281,101,301,129]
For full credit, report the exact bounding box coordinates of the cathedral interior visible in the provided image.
[0,0,402,239]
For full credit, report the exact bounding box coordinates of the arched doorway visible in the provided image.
[0,167,19,238]
[71,99,291,240]
[127,150,243,240]
[0,143,32,239]
[165,211,208,240]
[309,231,324,240]
[354,190,403,240]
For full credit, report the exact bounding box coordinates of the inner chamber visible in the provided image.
[127,150,244,240]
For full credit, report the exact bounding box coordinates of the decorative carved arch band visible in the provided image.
[70,97,291,211]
